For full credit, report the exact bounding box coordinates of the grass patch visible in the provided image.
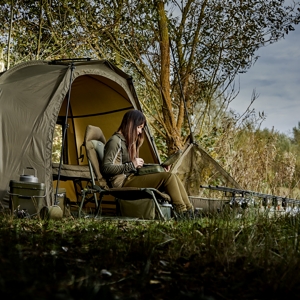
[1,211,300,299]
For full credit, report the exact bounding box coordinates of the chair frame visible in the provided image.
[79,125,172,220]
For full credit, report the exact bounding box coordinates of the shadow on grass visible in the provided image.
[1,210,300,299]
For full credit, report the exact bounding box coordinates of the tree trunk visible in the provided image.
[7,0,14,70]
[156,0,182,153]
[36,0,43,60]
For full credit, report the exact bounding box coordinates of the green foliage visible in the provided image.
[292,121,300,145]
[198,114,300,197]
[1,0,299,145]
[52,124,62,163]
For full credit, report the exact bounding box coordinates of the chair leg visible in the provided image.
[115,198,121,216]
[94,192,105,218]
[147,190,166,221]
[79,187,101,218]
[79,189,87,218]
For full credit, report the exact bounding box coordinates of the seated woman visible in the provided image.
[101,109,194,218]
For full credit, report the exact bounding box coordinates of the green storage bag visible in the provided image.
[118,199,155,219]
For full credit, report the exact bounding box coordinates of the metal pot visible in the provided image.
[19,167,38,183]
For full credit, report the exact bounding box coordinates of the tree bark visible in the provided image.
[7,0,14,70]
[156,0,182,153]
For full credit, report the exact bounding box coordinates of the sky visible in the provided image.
[230,24,300,137]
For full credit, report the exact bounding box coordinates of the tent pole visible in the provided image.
[169,39,195,144]
[54,63,75,205]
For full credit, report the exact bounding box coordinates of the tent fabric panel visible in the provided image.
[71,61,141,109]
[0,63,70,204]
[0,60,54,82]
[172,143,241,197]
[65,75,133,117]
[57,78,134,119]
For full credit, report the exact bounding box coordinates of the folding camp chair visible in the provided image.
[79,125,172,220]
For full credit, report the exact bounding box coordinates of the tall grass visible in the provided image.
[201,116,300,198]
[1,211,300,299]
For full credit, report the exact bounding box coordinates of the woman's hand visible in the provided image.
[133,157,144,168]
[164,165,171,172]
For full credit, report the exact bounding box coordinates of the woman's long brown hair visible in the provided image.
[118,110,146,160]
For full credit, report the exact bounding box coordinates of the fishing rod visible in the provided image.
[200,185,300,208]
